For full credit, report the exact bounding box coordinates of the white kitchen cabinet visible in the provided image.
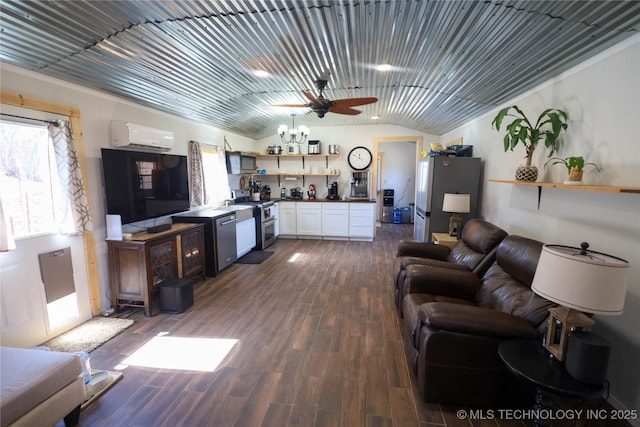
[236,217,256,257]
[278,202,297,237]
[321,202,349,239]
[349,203,375,241]
[296,202,322,237]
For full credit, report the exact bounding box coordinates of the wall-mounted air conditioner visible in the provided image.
[110,120,175,151]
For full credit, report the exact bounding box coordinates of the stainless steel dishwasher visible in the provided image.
[215,213,237,271]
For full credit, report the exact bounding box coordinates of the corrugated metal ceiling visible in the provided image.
[1,1,638,140]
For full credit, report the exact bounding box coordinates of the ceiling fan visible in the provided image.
[270,79,378,118]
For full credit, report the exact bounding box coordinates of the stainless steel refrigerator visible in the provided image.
[413,156,482,242]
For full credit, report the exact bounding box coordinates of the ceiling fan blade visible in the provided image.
[331,97,378,108]
[267,103,309,108]
[302,90,320,103]
[329,106,363,115]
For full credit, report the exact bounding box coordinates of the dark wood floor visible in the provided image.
[62,223,625,427]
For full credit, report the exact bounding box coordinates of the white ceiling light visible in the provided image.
[253,70,269,78]
[376,63,392,71]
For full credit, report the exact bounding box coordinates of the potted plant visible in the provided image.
[492,105,569,181]
[544,156,600,185]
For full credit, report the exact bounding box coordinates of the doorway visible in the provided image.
[372,136,423,224]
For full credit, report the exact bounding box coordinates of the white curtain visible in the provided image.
[189,141,230,207]
[0,193,16,252]
[189,140,207,206]
[205,146,231,206]
[49,121,93,235]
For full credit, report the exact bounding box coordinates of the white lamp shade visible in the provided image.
[531,244,629,315]
[442,193,470,213]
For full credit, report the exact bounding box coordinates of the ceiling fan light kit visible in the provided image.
[278,114,309,145]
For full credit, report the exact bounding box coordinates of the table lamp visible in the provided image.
[442,193,470,236]
[531,242,629,361]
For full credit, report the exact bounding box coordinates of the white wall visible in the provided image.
[441,35,640,412]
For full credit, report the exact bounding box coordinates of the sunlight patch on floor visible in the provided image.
[47,293,79,330]
[116,334,237,372]
[288,252,302,262]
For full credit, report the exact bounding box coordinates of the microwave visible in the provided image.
[226,151,257,174]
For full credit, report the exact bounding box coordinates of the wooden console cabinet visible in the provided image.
[107,223,205,316]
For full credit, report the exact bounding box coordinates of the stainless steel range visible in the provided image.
[235,198,276,250]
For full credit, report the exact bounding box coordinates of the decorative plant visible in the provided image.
[545,156,600,181]
[492,105,569,167]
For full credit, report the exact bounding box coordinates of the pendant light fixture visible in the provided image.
[278,114,309,145]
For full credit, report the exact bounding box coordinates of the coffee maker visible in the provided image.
[327,182,339,200]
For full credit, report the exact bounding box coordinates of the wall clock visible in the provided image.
[348,146,373,171]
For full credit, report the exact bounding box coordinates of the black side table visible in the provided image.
[499,339,606,427]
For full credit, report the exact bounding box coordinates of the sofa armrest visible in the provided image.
[396,239,450,260]
[418,302,538,339]
[403,265,479,300]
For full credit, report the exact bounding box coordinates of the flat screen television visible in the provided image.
[101,148,190,224]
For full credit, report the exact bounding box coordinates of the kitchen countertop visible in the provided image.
[172,207,237,219]
[272,198,375,203]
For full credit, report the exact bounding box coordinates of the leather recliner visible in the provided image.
[393,219,508,315]
[400,235,555,408]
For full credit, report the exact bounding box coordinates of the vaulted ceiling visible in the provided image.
[1,1,638,140]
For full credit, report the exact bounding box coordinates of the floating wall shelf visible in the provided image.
[255,154,342,186]
[257,153,340,169]
[488,180,640,209]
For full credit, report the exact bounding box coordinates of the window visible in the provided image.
[0,120,66,238]
[136,161,154,190]
[1,119,80,329]
[201,146,231,205]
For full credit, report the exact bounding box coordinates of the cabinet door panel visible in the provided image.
[296,204,322,235]
[236,218,256,257]
[279,204,297,235]
[148,238,177,285]
[322,203,349,236]
[111,244,146,296]
[181,228,205,278]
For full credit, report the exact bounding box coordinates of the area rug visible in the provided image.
[41,317,134,353]
[237,250,273,264]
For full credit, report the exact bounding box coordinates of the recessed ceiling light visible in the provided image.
[371,115,380,120]
[376,63,392,71]
[253,70,269,78]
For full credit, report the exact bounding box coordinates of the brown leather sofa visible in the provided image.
[393,219,507,315]
[400,235,555,408]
